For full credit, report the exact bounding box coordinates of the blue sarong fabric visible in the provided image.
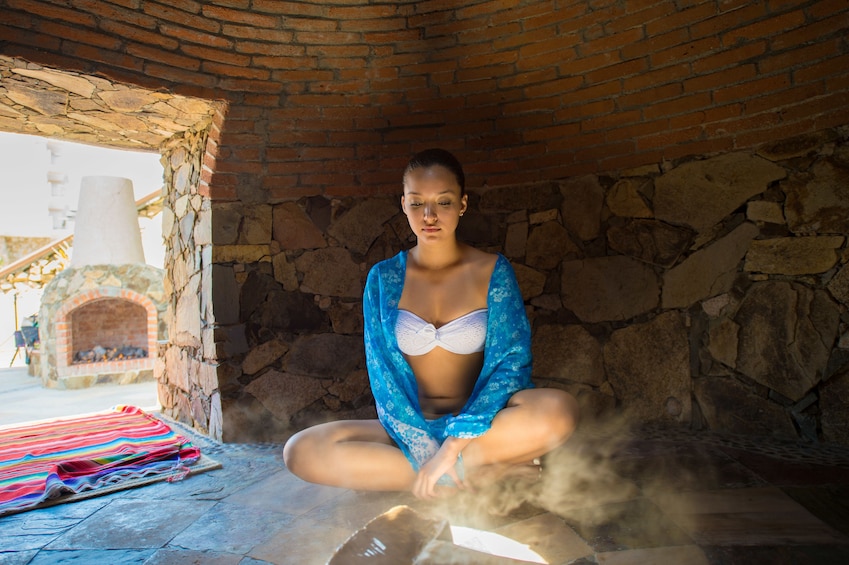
[363,250,533,471]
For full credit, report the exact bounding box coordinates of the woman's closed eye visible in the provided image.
[408,201,453,208]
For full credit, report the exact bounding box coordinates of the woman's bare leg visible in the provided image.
[284,388,577,493]
[461,388,578,478]
[283,419,417,491]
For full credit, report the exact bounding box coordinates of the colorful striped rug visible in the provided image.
[0,405,203,516]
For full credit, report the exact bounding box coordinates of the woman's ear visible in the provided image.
[400,194,406,213]
[460,194,468,216]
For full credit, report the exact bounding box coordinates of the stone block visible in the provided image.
[606,177,653,218]
[272,201,326,250]
[504,221,528,258]
[245,369,328,424]
[211,202,241,245]
[271,252,299,291]
[327,369,369,403]
[327,198,399,255]
[654,153,786,232]
[607,219,693,267]
[211,244,271,264]
[529,208,559,224]
[662,222,759,308]
[239,203,272,245]
[559,174,604,240]
[211,264,239,325]
[757,130,838,160]
[604,311,691,424]
[526,221,579,269]
[532,324,604,386]
[562,256,659,323]
[707,317,740,370]
[783,158,849,235]
[512,263,546,300]
[826,263,849,306]
[744,236,843,275]
[480,181,561,212]
[329,301,364,335]
[173,282,202,348]
[295,247,362,298]
[746,200,785,224]
[242,338,289,375]
[735,281,839,401]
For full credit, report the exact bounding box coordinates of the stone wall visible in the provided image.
[157,119,224,441]
[207,128,849,445]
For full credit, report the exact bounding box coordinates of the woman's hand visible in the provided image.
[411,437,472,499]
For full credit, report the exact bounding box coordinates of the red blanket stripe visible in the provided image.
[0,405,201,515]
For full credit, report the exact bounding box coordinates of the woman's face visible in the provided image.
[402,165,468,243]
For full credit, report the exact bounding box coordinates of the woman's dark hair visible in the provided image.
[404,148,466,195]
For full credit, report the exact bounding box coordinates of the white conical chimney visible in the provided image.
[70,176,145,266]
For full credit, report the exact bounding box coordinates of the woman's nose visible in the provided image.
[423,204,436,220]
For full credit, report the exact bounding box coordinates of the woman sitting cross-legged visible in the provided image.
[283,148,579,500]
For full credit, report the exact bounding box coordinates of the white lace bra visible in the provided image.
[395,308,488,356]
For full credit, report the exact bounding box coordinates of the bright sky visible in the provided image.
[0,131,164,239]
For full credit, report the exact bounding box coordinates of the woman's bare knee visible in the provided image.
[283,419,393,483]
[283,422,338,479]
[548,389,579,445]
[516,388,579,448]
[282,428,318,479]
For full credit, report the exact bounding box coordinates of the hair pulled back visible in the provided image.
[404,148,466,196]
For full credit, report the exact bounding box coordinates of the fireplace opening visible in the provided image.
[48,283,164,387]
[69,298,149,366]
[73,346,148,364]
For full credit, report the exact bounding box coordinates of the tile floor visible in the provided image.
[2,369,849,564]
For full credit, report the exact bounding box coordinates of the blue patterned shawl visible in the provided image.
[363,250,533,471]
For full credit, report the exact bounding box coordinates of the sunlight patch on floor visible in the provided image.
[450,525,548,563]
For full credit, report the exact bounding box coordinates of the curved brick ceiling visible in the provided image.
[0,1,846,194]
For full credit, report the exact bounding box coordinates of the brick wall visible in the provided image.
[1,0,846,197]
[70,299,148,354]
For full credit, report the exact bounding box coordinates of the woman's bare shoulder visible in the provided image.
[461,245,499,275]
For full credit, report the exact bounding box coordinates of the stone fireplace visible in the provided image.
[38,176,167,389]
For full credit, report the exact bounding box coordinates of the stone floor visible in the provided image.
[2,368,849,564]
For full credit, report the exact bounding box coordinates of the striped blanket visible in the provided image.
[0,405,200,516]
